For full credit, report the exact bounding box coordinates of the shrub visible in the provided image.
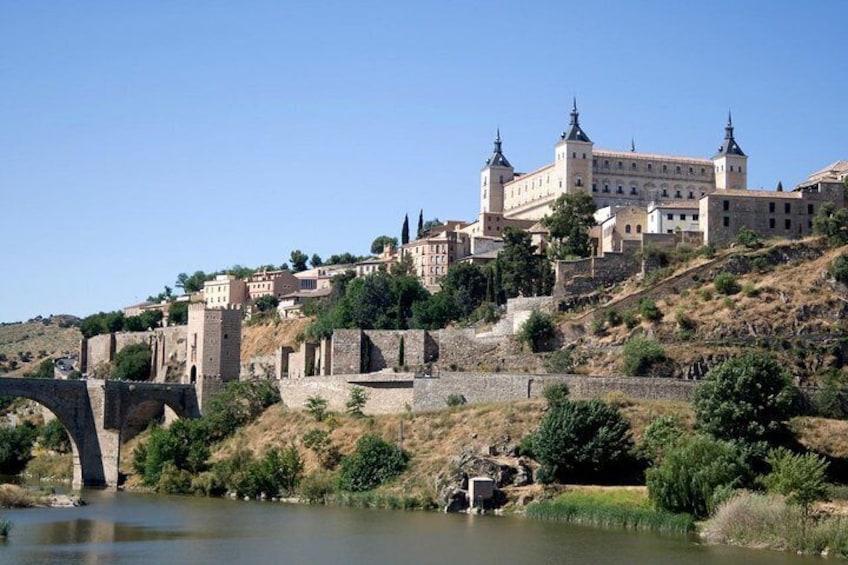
[736,226,762,249]
[589,317,606,336]
[445,393,466,407]
[299,471,337,504]
[542,382,570,409]
[622,337,667,377]
[519,310,556,352]
[346,386,369,417]
[741,282,759,297]
[699,288,714,301]
[829,255,848,285]
[813,201,848,247]
[533,399,633,483]
[638,299,662,322]
[605,309,622,327]
[0,423,38,474]
[137,420,210,486]
[693,353,797,445]
[338,434,408,492]
[622,310,639,329]
[646,434,746,518]
[38,419,70,453]
[305,395,328,422]
[26,359,55,379]
[302,428,329,452]
[762,448,830,515]
[203,380,279,442]
[0,517,10,537]
[751,256,772,273]
[713,272,740,295]
[112,343,152,381]
[544,349,573,374]
[639,415,686,465]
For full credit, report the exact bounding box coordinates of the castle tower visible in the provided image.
[713,112,747,190]
[480,129,514,214]
[554,98,594,195]
[184,303,242,413]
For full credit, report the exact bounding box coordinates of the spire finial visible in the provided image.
[572,96,577,112]
[630,137,635,152]
[727,110,733,126]
[569,97,580,126]
[496,127,501,142]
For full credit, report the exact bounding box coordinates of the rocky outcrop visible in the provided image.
[435,447,534,512]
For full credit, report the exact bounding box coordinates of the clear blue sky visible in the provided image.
[2,1,846,322]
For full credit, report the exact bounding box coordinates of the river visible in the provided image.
[0,490,824,564]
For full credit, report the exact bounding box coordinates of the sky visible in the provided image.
[1,0,846,322]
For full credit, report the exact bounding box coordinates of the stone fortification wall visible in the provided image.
[241,354,277,380]
[413,373,696,411]
[83,326,188,380]
[365,330,437,370]
[431,329,500,370]
[554,251,641,297]
[331,329,362,374]
[278,374,413,415]
[83,334,115,373]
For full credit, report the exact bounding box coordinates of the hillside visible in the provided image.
[241,317,312,359]
[556,237,848,383]
[0,316,81,376]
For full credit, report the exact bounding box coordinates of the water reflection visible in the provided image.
[36,518,196,545]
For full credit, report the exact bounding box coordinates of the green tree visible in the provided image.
[324,252,363,266]
[622,337,667,376]
[137,419,210,486]
[39,419,71,453]
[0,423,38,474]
[813,201,848,247]
[167,301,189,326]
[290,250,309,273]
[346,386,369,417]
[27,358,55,379]
[305,396,328,422]
[639,415,686,465]
[338,434,409,492]
[401,214,410,245]
[203,380,279,442]
[112,343,152,381]
[828,255,848,284]
[518,310,556,352]
[371,235,399,255]
[736,226,762,249]
[762,447,829,517]
[253,295,279,312]
[176,271,212,293]
[417,209,424,238]
[693,353,797,445]
[440,263,487,318]
[542,382,570,409]
[533,398,633,483]
[541,192,598,259]
[310,254,323,268]
[500,227,543,298]
[646,434,745,518]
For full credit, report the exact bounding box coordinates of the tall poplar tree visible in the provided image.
[401,214,410,245]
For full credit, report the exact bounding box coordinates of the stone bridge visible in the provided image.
[0,377,199,489]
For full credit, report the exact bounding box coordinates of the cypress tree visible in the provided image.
[485,268,495,303]
[494,259,505,305]
[401,214,410,245]
[776,181,784,192]
[417,209,424,238]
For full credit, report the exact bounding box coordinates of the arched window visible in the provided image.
[636,225,642,234]
[625,224,632,234]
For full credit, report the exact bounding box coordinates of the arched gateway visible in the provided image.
[0,377,200,489]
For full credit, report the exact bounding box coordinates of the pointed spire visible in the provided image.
[630,138,636,152]
[561,97,591,143]
[484,128,511,168]
[714,110,745,157]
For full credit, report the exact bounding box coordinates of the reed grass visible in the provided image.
[330,490,436,511]
[0,517,10,538]
[526,489,694,534]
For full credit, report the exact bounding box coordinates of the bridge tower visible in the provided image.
[185,303,242,413]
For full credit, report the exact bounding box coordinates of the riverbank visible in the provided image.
[0,483,83,509]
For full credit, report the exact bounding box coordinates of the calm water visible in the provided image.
[0,490,824,565]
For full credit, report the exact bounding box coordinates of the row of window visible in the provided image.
[592,184,705,200]
[722,201,815,216]
[666,213,699,221]
[595,160,709,176]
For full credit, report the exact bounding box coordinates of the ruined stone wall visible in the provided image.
[83,334,115,374]
[278,374,413,415]
[554,251,641,297]
[413,373,696,411]
[241,354,277,380]
[365,330,434,370]
[331,329,362,374]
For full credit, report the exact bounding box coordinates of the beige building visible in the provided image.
[403,228,472,290]
[203,274,248,308]
[596,205,648,255]
[294,265,353,291]
[246,269,299,301]
[479,103,747,222]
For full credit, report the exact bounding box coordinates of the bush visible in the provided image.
[736,226,762,249]
[542,382,570,409]
[605,309,622,327]
[762,448,830,515]
[112,343,152,381]
[38,419,70,453]
[305,395,328,422]
[203,380,279,442]
[638,299,662,322]
[622,337,667,377]
[519,310,556,352]
[299,471,337,504]
[26,359,55,379]
[0,423,38,474]
[137,420,210,487]
[693,353,797,445]
[533,399,633,483]
[646,434,746,518]
[639,415,686,465]
[346,386,369,417]
[713,272,740,295]
[813,201,848,247]
[544,349,573,374]
[829,255,848,285]
[622,310,639,329]
[445,393,466,407]
[751,256,772,273]
[338,434,408,492]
